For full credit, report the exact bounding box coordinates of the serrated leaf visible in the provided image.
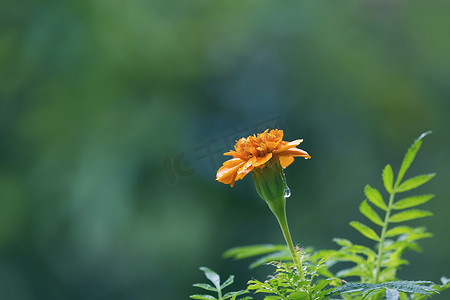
[383,164,394,194]
[384,281,436,295]
[395,131,431,187]
[360,200,384,226]
[379,267,397,282]
[396,174,435,193]
[386,226,414,237]
[403,231,433,242]
[393,195,434,210]
[287,291,308,299]
[389,210,433,223]
[193,283,218,292]
[313,279,331,294]
[364,185,387,210]
[190,294,218,300]
[336,267,370,278]
[223,290,249,300]
[223,244,286,260]
[327,280,436,297]
[384,240,422,253]
[220,275,234,290]
[345,245,377,258]
[249,250,291,269]
[386,287,400,300]
[333,238,353,247]
[199,267,221,290]
[350,221,380,241]
[332,252,367,264]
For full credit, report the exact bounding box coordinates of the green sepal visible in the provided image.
[252,157,287,218]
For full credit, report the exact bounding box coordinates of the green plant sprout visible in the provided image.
[191,130,449,300]
[190,267,251,300]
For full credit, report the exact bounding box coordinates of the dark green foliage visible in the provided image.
[328,281,436,299]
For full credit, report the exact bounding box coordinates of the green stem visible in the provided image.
[274,203,305,281]
[374,191,396,283]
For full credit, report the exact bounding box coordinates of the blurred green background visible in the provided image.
[1,0,450,299]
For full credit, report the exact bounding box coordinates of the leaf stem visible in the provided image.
[274,203,305,281]
[374,191,396,283]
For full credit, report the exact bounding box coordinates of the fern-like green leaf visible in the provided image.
[385,226,414,237]
[395,131,431,187]
[200,267,221,290]
[389,209,433,223]
[328,280,436,298]
[193,283,218,292]
[190,295,218,300]
[248,250,291,269]
[396,174,435,193]
[223,291,250,300]
[364,185,387,210]
[223,244,286,260]
[383,164,394,194]
[393,194,434,210]
[221,276,234,290]
[350,221,380,241]
[192,267,250,300]
[360,200,384,226]
[333,238,353,248]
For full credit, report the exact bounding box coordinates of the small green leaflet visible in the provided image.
[389,209,433,223]
[327,280,437,298]
[190,295,217,300]
[221,276,234,290]
[364,185,387,210]
[223,244,286,260]
[382,164,394,194]
[193,283,218,292]
[396,174,435,193]
[359,200,384,226]
[350,221,380,241]
[395,131,431,187]
[393,194,434,210]
[385,226,414,237]
[200,267,221,291]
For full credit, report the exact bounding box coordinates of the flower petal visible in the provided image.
[279,155,295,168]
[216,158,246,185]
[278,147,310,158]
[236,157,257,180]
[274,139,303,154]
[254,153,273,167]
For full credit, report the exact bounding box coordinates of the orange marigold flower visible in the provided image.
[216,129,311,187]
